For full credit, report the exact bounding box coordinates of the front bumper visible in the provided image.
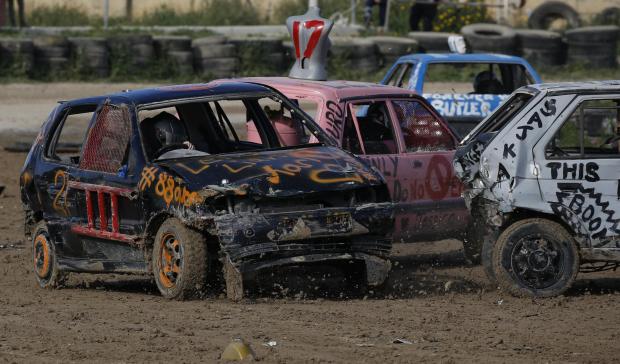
[213,202,393,279]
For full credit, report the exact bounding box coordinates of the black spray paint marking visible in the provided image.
[497,163,511,181]
[503,143,515,159]
[551,184,620,242]
[324,100,344,141]
[516,98,557,141]
[546,162,599,182]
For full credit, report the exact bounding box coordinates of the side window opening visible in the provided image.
[546,99,620,159]
[46,105,97,165]
[394,100,454,152]
[397,63,414,88]
[385,64,404,87]
[477,92,534,136]
[79,104,131,174]
[342,111,363,155]
[350,101,398,155]
[256,97,313,146]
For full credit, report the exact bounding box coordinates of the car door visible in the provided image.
[388,98,468,241]
[35,102,97,259]
[66,100,146,270]
[535,95,620,251]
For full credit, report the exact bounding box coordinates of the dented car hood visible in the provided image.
[155,145,383,197]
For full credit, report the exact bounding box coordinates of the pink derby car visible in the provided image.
[244,77,479,261]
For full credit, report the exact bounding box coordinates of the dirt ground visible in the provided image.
[1,83,620,363]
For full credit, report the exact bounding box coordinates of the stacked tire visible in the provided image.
[68,37,110,78]
[407,32,456,53]
[0,38,34,76]
[330,37,380,74]
[192,36,238,79]
[368,36,418,66]
[230,37,285,76]
[107,34,155,75]
[153,36,194,75]
[516,29,565,67]
[33,36,70,76]
[566,26,619,68]
[528,1,581,30]
[461,23,518,55]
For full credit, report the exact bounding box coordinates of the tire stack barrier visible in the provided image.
[330,37,380,74]
[33,35,70,75]
[368,36,418,67]
[461,23,518,55]
[229,37,286,76]
[193,36,238,79]
[516,29,565,67]
[153,36,194,75]
[407,32,455,53]
[566,26,619,68]
[0,38,34,76]
[107,34,155,73]
[68,37,110,78]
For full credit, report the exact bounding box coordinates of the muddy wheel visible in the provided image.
[491,218,579,298]
[152,218,207,300]
[32,221,64,288]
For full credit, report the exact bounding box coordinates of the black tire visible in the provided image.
[407,31,455,52]
[198,57,239,72]
[193,43,237,59]
[596,7,620,26]
[331,37,377,58]
[192,36,227,47]
[490,218,579,298]
[153,36,192,56]
[32,221,65,288]
[461,23,518,54]
[368,36,418,56]
[516,29,563,50]
[528,1,581,30]
[229,37,283,54]
[565,25,620,44]
[152,218,208,300]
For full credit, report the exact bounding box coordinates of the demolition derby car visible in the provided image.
[454,80,620,297]
[381,53,541,137]
[20,81,395,300]
[249,77,473,256]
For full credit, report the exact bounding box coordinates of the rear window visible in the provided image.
[423,63,533,95]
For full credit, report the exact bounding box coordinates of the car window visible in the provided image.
[424,62,521,94]
[46,105,97,165]
[80,104,131,174]
[393,100,454,152]
[398,63,414,88]
[474,92,534,137]
[342,112,363,155]
[385,63,405,87]
[350,101,398,155]
[257,97,314,146]
[546,99,620,159]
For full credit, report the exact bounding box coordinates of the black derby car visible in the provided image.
[21,81,394,300]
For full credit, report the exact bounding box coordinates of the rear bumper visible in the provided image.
[213,202,394,280]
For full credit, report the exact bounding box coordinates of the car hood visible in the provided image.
[156,145,384,198]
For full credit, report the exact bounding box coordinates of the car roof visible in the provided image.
[396,53,532,64]
[525,80,620,95]
[63,81,273,106]
[245,77,418,101]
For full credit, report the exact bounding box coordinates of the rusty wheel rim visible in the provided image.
[33,234,51,279]
[158,233,183,289]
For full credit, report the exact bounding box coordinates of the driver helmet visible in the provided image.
[473,70,503,94]
[141,111,188,157]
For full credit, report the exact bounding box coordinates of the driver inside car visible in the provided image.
[141,111,208,160]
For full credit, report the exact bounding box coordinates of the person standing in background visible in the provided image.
[7,0,26,28]
[364,0,388,28]
[410,0,440,31]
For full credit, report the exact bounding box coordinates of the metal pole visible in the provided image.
[309,0,318,9]
[0,0,5,27]
[351,0,356,26]
[383,0,391,33]
[103,0,109,29]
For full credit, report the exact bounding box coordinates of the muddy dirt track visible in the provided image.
[1,83,620,363]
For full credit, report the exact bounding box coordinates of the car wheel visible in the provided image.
[32,221,65,288]
[152,218,207,300]
[491,218,579,298]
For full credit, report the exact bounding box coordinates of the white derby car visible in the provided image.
[454,80,620,297]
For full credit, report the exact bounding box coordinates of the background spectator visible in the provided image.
[364,0,388,28]
[410,0,440,31]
